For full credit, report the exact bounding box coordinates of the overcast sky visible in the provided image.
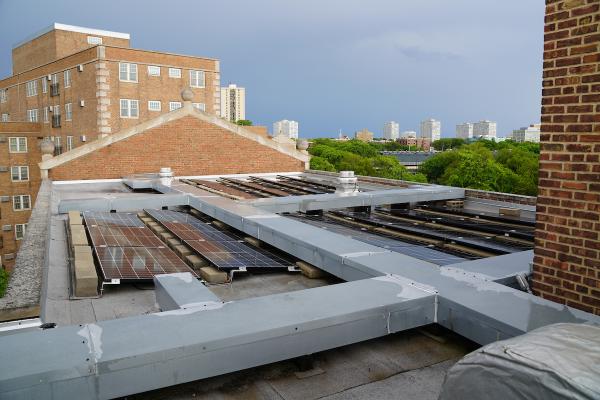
[0,0,544,138]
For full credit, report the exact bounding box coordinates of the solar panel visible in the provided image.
[83,212,146,227]
[83,211,198,283]
[87,225,164,248]
[146,209,296,271]
[95,246,197,281]
[288,213,467,266]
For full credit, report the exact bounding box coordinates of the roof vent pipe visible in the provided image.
[159,167,174,186]
[335,171,359,194]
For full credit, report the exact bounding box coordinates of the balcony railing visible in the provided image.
[52,115,61,128]
[50,83,60,97]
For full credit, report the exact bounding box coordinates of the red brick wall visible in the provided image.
[49,116,305,180]
[533,0,600,314]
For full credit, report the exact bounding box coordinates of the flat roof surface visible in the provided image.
[13,23,130,49]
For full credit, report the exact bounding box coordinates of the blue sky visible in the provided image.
[0,0,544,138]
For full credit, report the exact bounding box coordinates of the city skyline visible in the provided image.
[0,1,543,138]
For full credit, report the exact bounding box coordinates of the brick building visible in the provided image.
[397,137,432,150]
[0,23,220,149]
[533,0,600,314]
[0,123,42,269]
[0,23,280,270]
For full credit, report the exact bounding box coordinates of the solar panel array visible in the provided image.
[288,213,468,266]
[146,209,296,271]
[82,211,197,282]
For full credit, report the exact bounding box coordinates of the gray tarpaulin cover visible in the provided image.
[438,323,600,400]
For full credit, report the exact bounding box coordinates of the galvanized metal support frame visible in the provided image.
[2,177,598,400]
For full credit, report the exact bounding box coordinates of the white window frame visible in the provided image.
[189,70,205,88]
[15,224,27,240]
[11,166,29,182]
[192,102,206,112]
[64,69,71,88]
[54,136,62,155]
[25,80,37,97]
[168,68,181,78]
[1,113,8,122]
[169,101,182,111]
[119,63,138,82]
[0,88,6,103]
[65,103,72,121]
[13,195,31,211]
[52,105,60,115]
[9,137,27,153]
[66,136,73,151]
[51,74,58,84]
[120,99,139,118]
[147,65,161,76]
[148,100,161,112]
[87,36,102,45]
[27,109,38,122]
[43,107,49,123]
[42,77,47,93]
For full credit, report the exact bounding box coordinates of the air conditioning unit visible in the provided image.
[79,100,85,107]
[0,136,6,143]
[80,135,86,142]
[78,64,84,72]
[2,225,12,232]
[0,167,8,172]
[0,196,10,202]
[48,106,53,113]
[47,74,52,81]
[4,253,14,260]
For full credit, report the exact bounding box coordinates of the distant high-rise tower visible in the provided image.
[420,119,441,142]
[383,121,400,140]
[473,120,497,138]
[273,120,299,139]
[220,84,246,122]
[456,123,473,139]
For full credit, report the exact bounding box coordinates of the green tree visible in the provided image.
[236,119,253,126]
[309,156,336,172]
[431,138,465,151]
[0,268,8,298]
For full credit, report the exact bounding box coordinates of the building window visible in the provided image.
[11,166,29,182]
[64,70,71,88]
[25,80,37,97]
[54,136,62,155]
[51,74,58,84]
[43,107,49,123]
[169,101,182,111]
[9,137,27,153]
[147,65,161,76]
[13,195,31,211]
[27,109,38,122]
[168,68,181,78]
[42,77,47,93]
[190,70,205,88]
[120,99,139,118]
[67,136,73,151]
[87,36,102,45]
[0,88,6,103]
[52,105,60,116]
[65,103,72,121]
[148,100,161,111]
[119,63,138,82]
[2,113,9,122]
[15,224,27,240]
[192,102,206,112]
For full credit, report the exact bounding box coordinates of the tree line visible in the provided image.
[308,138,539,196]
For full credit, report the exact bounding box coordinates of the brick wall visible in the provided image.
[0,122,43,270]
[49,116,305,180]
[533,0,600,314]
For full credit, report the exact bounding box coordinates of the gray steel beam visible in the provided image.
[58,193,188,213]
[0,277,435,400]
[246,186,465,213]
